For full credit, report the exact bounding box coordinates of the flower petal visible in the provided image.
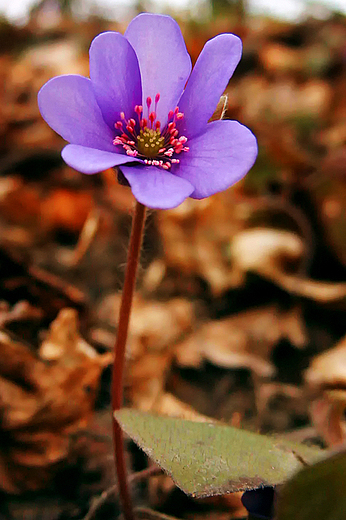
[38,75,115,151]
[120,164,194,209]
[62,144,138,174]
[89,32,142,129]
[125,13,191,126]
[175,120,257,199]
[178,34,242,139]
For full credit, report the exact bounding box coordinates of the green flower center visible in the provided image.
[136,128,165,158]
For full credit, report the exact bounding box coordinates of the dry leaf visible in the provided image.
[158,191,252,295]
[230,228,346,303]
[98,294,194,358]
[305,335,346,446]
[175,304,306,378]
[0,309,111,493]
[152,393,213,423]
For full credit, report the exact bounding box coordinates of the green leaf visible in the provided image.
[276,450,346,520]
[115,409,323,497]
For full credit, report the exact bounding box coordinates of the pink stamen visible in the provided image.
[149,112,156,127]
[113,99,189,170]
[155,93,160,113]
[146,97,152,118]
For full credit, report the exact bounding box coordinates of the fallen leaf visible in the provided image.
[230,228,346,303]
[0,309,111,493]
[305,335,346,446]
[175,305,307,378]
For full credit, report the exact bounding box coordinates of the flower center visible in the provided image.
[112,94,189,170]
[137,128,165,158]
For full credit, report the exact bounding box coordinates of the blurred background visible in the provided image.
[0,0,345,518]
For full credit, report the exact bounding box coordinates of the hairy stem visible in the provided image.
[112,201,146,520]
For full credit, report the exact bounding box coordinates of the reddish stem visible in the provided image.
[112,201,146,520]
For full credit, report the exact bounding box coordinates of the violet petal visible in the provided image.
[89,31,142,129]
[38,75,115,151]
[125,13,191,126]
[178,34,242,139]
[62,144,139,174]
[120,164,194,209]
[175,120,257,199]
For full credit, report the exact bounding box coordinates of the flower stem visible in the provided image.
[112,200,146,520]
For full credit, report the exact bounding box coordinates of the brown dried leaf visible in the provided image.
[175,305,306,378]
[305,335,346,446]
[306,335,346,390]
[98,295,194,358]
[230,228,346,303]
[152,393,213,423]
[158,192,252,295]
[0,309,111,493]
[97,294,194,411]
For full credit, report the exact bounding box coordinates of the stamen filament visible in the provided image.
[113,94,189,169]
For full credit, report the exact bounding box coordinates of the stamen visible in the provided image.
[149,112,156,127]
[155,93,160,113]
[112,99,189,170]
[146,97,152,118]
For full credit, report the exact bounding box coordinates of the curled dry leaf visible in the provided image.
[0,308,111,493]
[175,305,307,378]
[97,294,194,411]
[230,228,346,303]
[305,335,346,446]
[230,228,305,278]
[0,300,43,328]
[157,191,252,295]
[98,294,194,358]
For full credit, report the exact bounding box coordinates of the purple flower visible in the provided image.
[38,13,257,209]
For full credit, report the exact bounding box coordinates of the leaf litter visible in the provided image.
[0,7,345,520]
